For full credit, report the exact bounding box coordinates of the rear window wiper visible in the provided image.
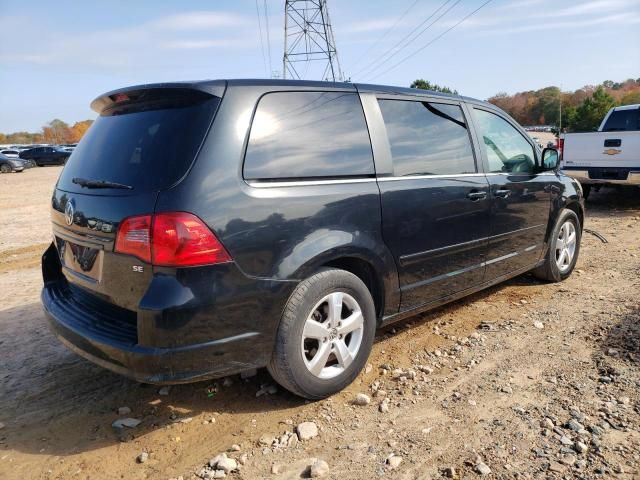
[72,177,133,190]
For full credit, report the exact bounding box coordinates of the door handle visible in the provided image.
[494,189,511,198]
[544,185,561,194]
[467,190,487,201]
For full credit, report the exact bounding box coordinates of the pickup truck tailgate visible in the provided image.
[562,131,639,168]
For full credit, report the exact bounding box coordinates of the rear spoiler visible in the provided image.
[90,80,227,114]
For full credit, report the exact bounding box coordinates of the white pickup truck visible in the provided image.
[561,104,639,198]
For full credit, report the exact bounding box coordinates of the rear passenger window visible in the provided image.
[378,100,476,176]
[243,92,374,180]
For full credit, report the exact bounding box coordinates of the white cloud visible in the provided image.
[0,10,256,69]
[444,0,640,33]
[343,18,398,34]
[150,11,248,30]
[553,0,635,17]
[163,39,251,50]
[474,12,640,36]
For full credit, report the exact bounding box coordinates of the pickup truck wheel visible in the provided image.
[581,184,591,200]
[533,209,581,282]
[268,268,376,400]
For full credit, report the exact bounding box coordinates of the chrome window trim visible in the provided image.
[246,171,556,187]
[377,173,486,181]
[246,178,377,188]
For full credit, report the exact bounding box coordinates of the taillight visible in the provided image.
[114,215,152,263]
[114,212,231,267]
[152,212,231,266]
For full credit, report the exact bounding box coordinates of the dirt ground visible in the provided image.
[1,167,639,480]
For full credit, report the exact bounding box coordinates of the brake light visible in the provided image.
[114,212,231,267]
[112,93,130,103]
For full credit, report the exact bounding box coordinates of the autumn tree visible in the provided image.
[42,119,74,144]
[69,120,93,143]
[487,78,640,132]
[621,90,640,105]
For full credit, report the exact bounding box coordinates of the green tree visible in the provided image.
[410,79,458,94]
[570,87,616,132]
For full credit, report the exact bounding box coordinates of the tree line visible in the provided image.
[0,119,93,145]
[412,78,640,133]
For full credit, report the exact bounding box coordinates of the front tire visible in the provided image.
[268,268,376,399]
[533,209,581,282]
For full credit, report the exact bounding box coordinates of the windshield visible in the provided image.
[57,90,220,194]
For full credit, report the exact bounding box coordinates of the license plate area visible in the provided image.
[55,236,104,283]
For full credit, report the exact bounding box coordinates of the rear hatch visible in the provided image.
[51,85,223,311]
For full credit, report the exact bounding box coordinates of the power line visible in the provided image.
[353,0,458,78]
[369,0,495,81]
[263,0,273,75]
[350,0,423,73]
[255,0,268,76]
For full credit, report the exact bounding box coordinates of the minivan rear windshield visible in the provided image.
[57,89,220,194]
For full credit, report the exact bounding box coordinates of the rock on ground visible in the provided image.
[296,421,319,441]
[309,459,330,478]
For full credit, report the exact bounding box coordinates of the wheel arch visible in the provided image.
[564,200,584,230]
[322,256,385,323]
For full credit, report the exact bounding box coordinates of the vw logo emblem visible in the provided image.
[64,201,75,226]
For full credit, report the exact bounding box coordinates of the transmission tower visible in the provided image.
[283,0,343,82]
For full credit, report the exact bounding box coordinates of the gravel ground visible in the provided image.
[0,167,639,479]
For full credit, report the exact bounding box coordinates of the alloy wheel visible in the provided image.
[555,220,577,273]
[301,291,364,379]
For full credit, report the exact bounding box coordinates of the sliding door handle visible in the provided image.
[494,189,511,198]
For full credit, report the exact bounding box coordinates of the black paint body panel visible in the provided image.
[42,79,584,384]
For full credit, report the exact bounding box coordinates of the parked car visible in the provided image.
[0,149,20,158]
[42,79,585,399]
[19,146,71,166]
[0,153,25,173]
[561,104,640,198]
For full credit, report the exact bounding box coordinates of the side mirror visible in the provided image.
[540,148,559,171]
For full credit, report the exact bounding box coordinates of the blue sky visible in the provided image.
[0,0,638,132]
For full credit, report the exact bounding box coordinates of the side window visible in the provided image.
[473,109,535,174]
[378,100,476,176]
[243,91,374,180]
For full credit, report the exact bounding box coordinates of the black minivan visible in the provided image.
[42,80,584,399]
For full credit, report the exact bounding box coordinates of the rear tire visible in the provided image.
[268,268,376,399]
[532,209,581,282]
[0,164,11,173]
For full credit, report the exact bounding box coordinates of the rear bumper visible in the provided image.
[562,167,640,186]
[43,287,264,384]
[41,244,295,384]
